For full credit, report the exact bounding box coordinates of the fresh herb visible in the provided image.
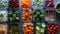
[9,24,19,34]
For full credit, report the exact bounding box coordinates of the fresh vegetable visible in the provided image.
[36,23,46,34]
[33,10,44,22]
[0,0,8,8]
[0,24,7,34]
[9,24,19,34]
[23,23,34,34]
[22,9,32,22]
[45,0,54,7]
[21,0,30,8]
[33,0,43,9]
[47,23,58,34]
[9,0,19,9]
[0,11,7,22]
[8,10,20,22]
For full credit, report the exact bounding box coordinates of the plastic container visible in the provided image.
[8,24,19,34]
[21,9,32,22]
[0,0,8,9]
[32,9,44,22]
[36,22,46,34]
[23,23,34,34]
[8,0,19,9]
[8,9,20,24]
[45,9,56,22]
[32,0,44,9]
[47,22,58,34]
[0,23,8,34]
[45,0,54,8]
[20,0,31,8]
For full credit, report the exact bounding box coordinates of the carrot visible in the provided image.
[23,23,34,34]
[21,0,30,8]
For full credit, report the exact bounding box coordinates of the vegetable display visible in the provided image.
[23,23,34,34]
[33,10,44,22]
[9,24,19,34]
[47,23,58,34]
[0,11,8,22]
[0,24,7,34]
[22,9,32,22]
[21,0,30,8]
[36,23,46,34]
[0,0,8,9]
[45,0,54,7]
[33,0,43,9]
[0,0,59,34]
[45,10,55,21]
[9,0,19,9]
[8,10,20,22]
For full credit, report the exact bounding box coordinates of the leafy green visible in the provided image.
[33,10,44,22]
[9,10,20,22]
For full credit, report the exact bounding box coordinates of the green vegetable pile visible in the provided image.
[8,10,20,22]
[33,0,43,9]
[36,23,46,34]
[33,0,43,5]
[33,10,44,22]
[9,24,19,34]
